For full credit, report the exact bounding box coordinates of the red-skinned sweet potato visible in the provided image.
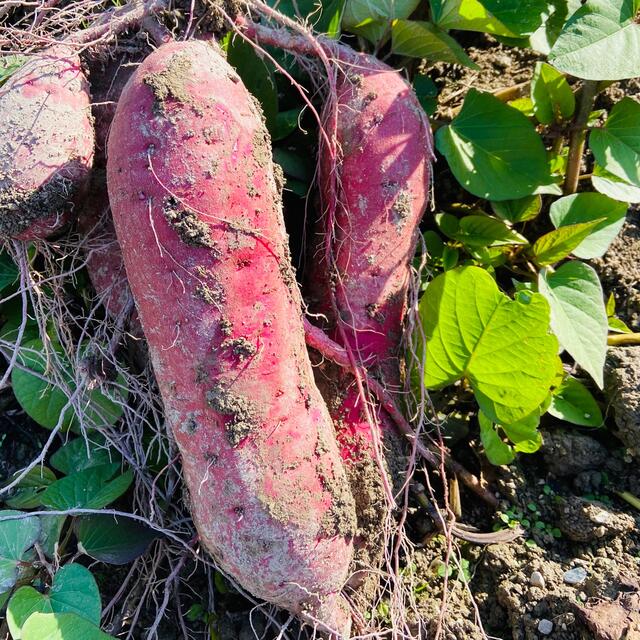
[306,53,433,573]
[107,40,356,634]
[0,45,94,240]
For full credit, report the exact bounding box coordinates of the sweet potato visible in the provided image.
[79,57,138,319]
[0,45,94,240]
[106,40,356,634]
[306,53,433,573]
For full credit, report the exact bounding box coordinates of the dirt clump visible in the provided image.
[604,346,640,460]
[541,429,607,477]
[555,495,635,542]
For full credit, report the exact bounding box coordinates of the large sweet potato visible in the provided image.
[0,46,94,240]
[107,40,356,634]
[306,53,433,576]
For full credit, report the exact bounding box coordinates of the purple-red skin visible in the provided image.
[305,55,433,575]
[0,45,94,240]
[107,40,356,634]
[309,54,433,462]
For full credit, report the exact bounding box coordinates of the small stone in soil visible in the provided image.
[538,619,553,635]
[563,566,588,585]
[530,570,546,589]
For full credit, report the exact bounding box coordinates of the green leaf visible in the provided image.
[530,219,604,266]
[508,97,535,117]
[7,564,101,639]
[530,62,575,124]
[50,436,120,476]
[40,464,133,511]
[549,193,628,259]
[0,511,39,592]
[22,612,113,640]
[420,266,559,424]
[413,75,438,116]
[455,215,529,248]
[4,467,57,510]
[435,90,552,201]
[538,262,608,387]
[11,339,125,431]
[343,0,419,41]
[226,38,278,133]
[491,195,541,223]
[592,164,640,203]
[0,252,18,292]
[391,20,478,67]
[609,316,632,333]
[548,0,640,80]
[37,516,66,559]
[590,98,640,188]
[75,515,157,565]
[430,0,547,37]
[478,412,515,465]
[529,0,583,55]
[606,292,616,316]
[548,376,603,426]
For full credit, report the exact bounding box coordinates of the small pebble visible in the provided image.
[563,566,587,585]
[538,619,553,635]
[530,571,546,589]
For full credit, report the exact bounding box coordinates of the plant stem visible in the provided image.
[608,333,640,346]
[564,80,599,195]
[617,490,640,510]
[304,318,499,507]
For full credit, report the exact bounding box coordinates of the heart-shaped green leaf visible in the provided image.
[0,511,39,592]
[40,464,133,511]
[7,564,101,639]
[549,193,628,259]
[538,262,608,387]
[548,0,640,80]
[21,612,113,640]
[420,266,559,425]
[436,90,552,201]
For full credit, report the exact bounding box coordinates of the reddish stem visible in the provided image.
[304,319,499,507]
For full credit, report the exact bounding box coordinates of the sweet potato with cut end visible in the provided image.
[107,40,356,634]
[306,53,433,575]
[0,45,94,240]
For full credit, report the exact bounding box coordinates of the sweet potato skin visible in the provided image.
[107,40,355,633]
[306,54,433,574]
[0,46,94,240]
[310,54,432,459]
